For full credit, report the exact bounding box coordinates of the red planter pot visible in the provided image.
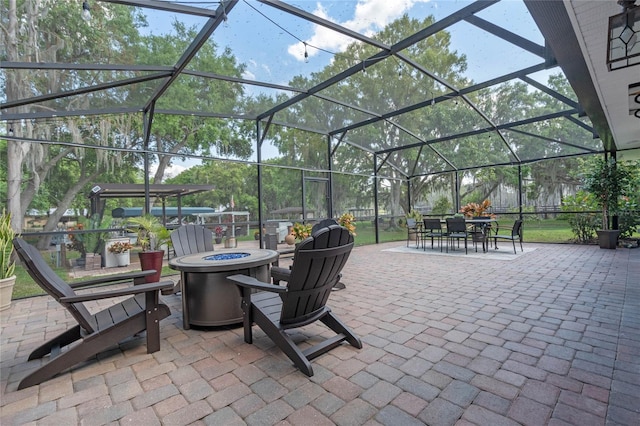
[138,250,164,283]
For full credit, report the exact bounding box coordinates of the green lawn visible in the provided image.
[9,218,637,300]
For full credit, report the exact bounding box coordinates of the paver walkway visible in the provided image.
[1,242,638,425]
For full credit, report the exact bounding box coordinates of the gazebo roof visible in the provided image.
[88,184,215,200]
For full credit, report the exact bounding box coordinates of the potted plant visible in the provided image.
[128,215,171,282]
[338,213,357,236]
[107,240,133,267]
[285,222,311,245]
[0,210,17,311]
[459,199,495,218]
[582,157,638,249]
[66,214,111,269]
[214,226,224,244]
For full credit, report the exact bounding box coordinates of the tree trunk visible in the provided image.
[36,171,100,249]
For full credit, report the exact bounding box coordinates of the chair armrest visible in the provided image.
[271,266,291,277]
[227,274,288,293]
[60,280,175,303]
[270,266,291,284]
[69,270,156,289]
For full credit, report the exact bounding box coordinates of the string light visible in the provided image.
[81,1,91,21]
[222,7,228,28]
[303,42,309,63]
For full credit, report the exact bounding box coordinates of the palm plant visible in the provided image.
[127,215,170,251]
[0,210,16,279]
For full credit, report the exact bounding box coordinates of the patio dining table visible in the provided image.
[421,217,496,253]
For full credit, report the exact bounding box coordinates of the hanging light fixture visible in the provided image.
[81,0,91,21]
[607,0,640,70]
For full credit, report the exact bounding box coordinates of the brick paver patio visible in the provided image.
[1,242,638,425]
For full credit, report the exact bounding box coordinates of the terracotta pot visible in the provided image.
[138,250,164,283]
[284,234,296,245]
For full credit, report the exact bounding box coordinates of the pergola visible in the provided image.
[2,0,639,236]
[88,183,215,225]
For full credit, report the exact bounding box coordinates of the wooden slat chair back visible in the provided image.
[271,218,341,287]
[279,226,353,325]
[228,224,362,376]
[16,237,96,330]
[171,224,214,257]
[12,238,174,389]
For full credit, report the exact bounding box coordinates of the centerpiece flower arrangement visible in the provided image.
[108,241,133,254]
[459,199,495,218]
[338,213,357,236]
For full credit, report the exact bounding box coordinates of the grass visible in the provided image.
[9,218,638,300]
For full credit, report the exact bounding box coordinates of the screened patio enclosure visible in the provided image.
[2,0,634,240]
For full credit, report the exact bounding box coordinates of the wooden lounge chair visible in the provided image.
[171,224,214,257]
[271,219,342,287]
[169,225,215,294]
[227,224,362,376]
[12,238,174,389]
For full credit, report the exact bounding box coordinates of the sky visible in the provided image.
[141,0,553,176]
[143,0,549,86]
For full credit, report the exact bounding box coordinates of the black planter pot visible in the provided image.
[596,230,620,249]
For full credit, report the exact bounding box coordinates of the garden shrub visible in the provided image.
[562,192,599,243]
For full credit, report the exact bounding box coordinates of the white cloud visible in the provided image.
[150,163,187,181]
[288,0,431,61]
[242,69,256,80]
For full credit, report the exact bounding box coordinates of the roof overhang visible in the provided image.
[526,0,640,154]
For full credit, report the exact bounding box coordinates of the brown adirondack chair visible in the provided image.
[227,224,362,376]
[12,238,174,389]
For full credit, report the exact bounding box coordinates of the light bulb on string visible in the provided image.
[222,9,228,28]
[303,43,309,63]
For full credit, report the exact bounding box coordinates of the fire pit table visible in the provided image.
[169,249,278,329]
